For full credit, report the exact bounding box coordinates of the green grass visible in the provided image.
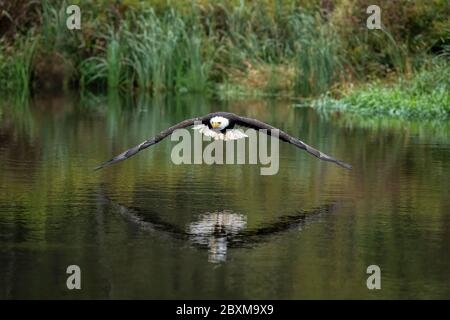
[0,0,448,117]
[78,8,217,94]
[288,12,344,96]
[311,59,450,120]
[0,36,37,98]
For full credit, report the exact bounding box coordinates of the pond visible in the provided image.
[0,94,449,299]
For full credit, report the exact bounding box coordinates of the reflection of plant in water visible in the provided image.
[310,100,450,144]
[0,97,35,140]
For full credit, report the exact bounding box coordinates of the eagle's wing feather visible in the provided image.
[95,116,203,170]
[95,112,351,171]
[231,114,352,170]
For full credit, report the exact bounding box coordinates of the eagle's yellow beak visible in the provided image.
[211,122,220,129]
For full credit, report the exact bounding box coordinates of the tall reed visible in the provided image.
[288,12,344,96]
[80,9,217,94]
[11,37,38,98]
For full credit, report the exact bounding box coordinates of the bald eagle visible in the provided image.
[95,112,352,170]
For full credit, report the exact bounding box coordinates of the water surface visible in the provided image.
[0,94,449,299]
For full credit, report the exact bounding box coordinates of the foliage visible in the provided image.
[311,59,450,120]
[0,0,448,118]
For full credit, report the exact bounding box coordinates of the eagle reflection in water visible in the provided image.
[187,211,247,263]
[98,193,337,263]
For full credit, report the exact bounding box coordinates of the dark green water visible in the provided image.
[0,94,449,299]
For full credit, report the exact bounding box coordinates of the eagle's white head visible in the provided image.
[210,116,229,131]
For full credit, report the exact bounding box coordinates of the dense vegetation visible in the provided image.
[313,59,450,119]
[0,0,449,118]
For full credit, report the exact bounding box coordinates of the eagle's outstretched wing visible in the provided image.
[94,116,204,170]
[225,113,352,170]
[95,112,352,170]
